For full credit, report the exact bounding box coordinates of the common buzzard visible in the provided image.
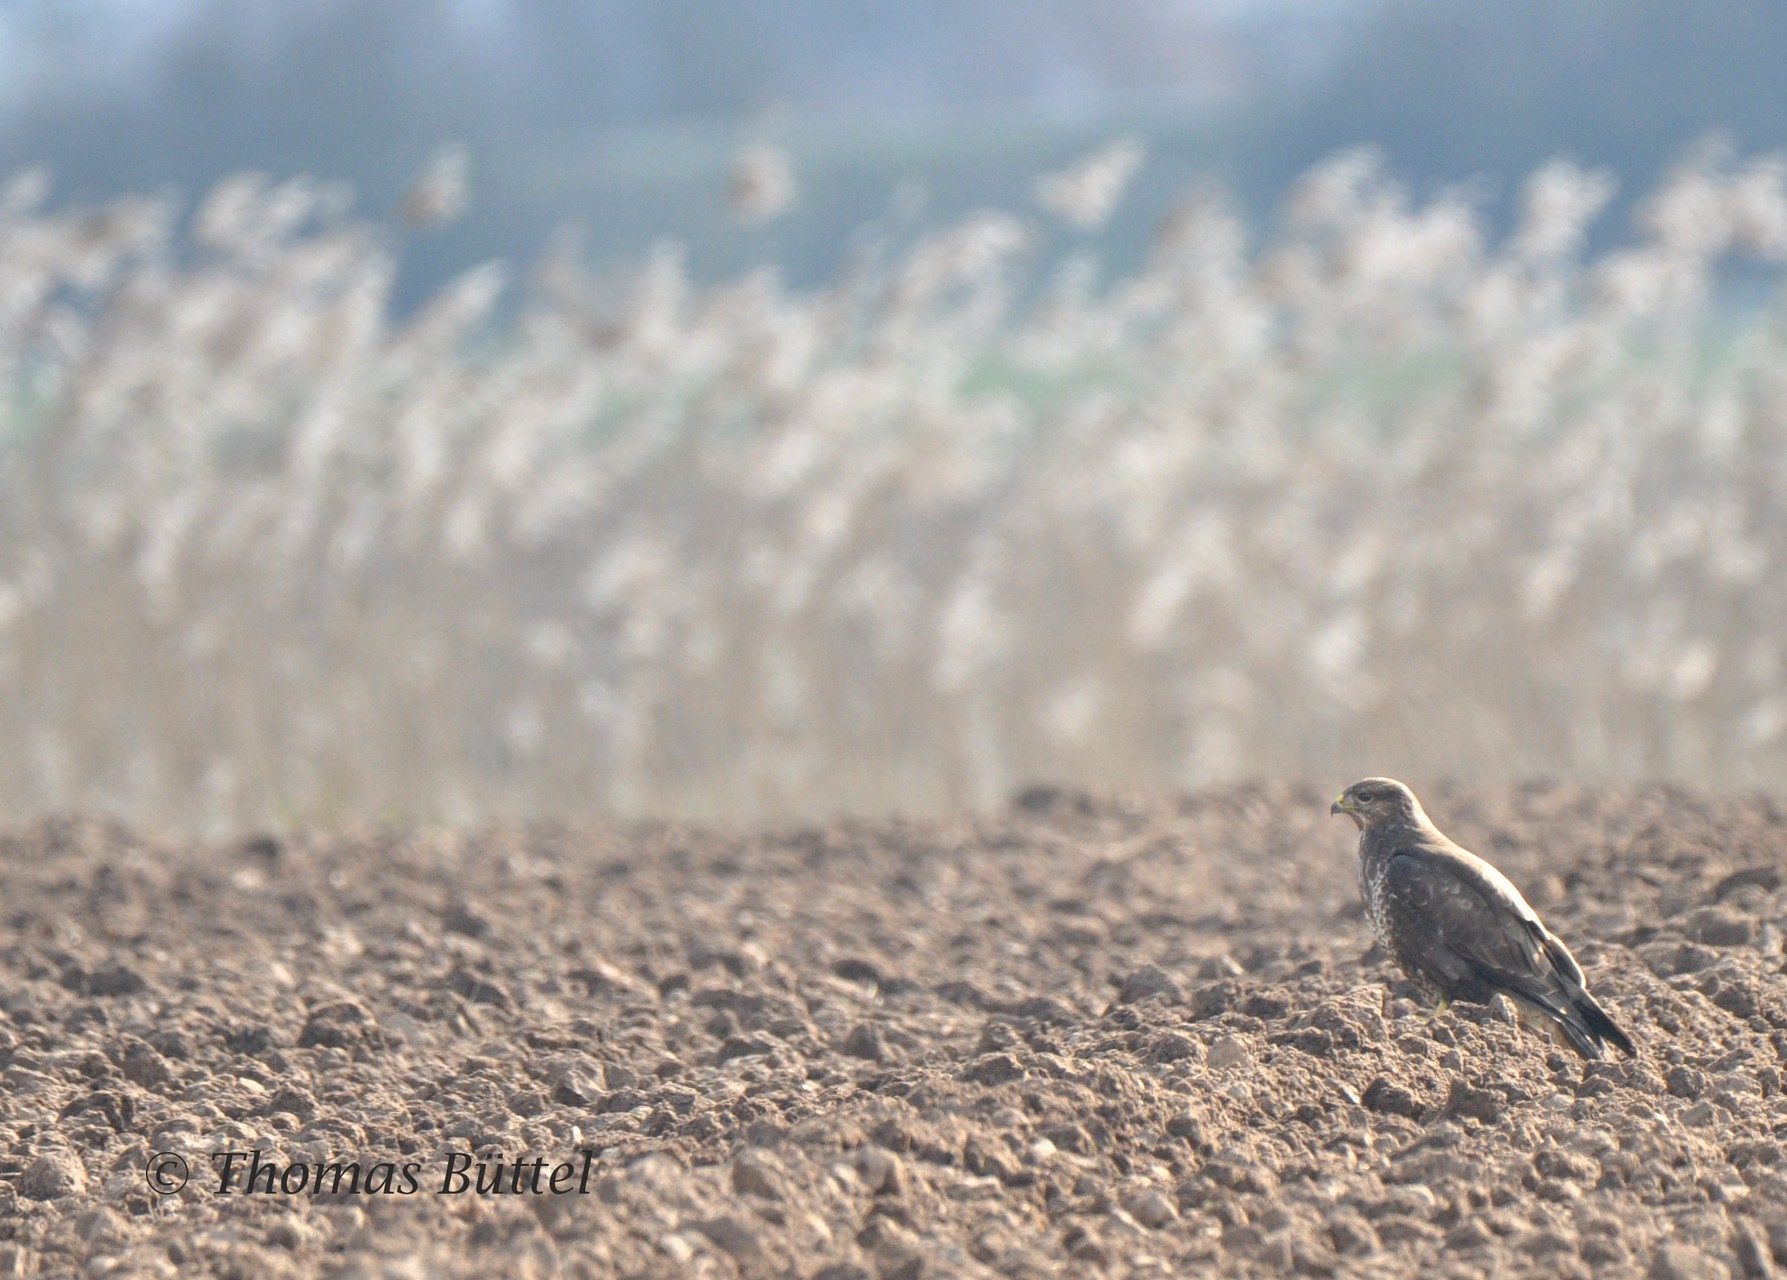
[1332,778,1634,1059]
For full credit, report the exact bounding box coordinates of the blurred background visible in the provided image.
[10,1,1787,298]
[2,0,1787,832]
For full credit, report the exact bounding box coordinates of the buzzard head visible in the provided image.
[1330,777,1422,831]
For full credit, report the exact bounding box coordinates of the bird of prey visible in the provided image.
[1331,778,1634,1059]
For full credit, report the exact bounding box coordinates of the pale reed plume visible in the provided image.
[0,146,1783,832]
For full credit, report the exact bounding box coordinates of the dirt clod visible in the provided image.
[1207,1034,1252,1069]
[21,1152,87,1200]
[1118,964,1184,1004]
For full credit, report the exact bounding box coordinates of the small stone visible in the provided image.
[549,1062,605,1106]
[1015,995,1075,1023]
[1118,965,1184,1004]
[1651,1242,1731,1280]
[1441,1078,1504,1125]
[651,1084,699,1116]
[72,1206,128,1248]
[695,1216,761,1260]
[596,1089,647,1114]
[22,1152,87,1200]
[1670,944,1721,975]
[1668,1066,1710,1100]
[729,1149,785,1199]
[566,959,642,997]
[1375,1214,1441,1244]
[1273,1027,1334,1057]
[1447,1220,1494,1250]
[962,1053,1026,1085]
[1125,1190,1178,1229]
[1012,785,1094,816]
[1712,982,1762,1019]
[238,834,281,864]
[1066,1224,1109,1265]
[840,1024,887,1062]
[1362,1076,1423,1119]
[852,1146,902,1195]
[1381,1184,1438,1217]
[1716,866,1784,899]
[441,901,492,938]
[715,1035,775,1064]
[1238,989,1293,1019]
[1583,1237,1629,1266]
[1207,1036,1251,1070]
[1149,1032,1200,1064]
[1328,1212,1379,1255]
[832,957,885,986]
[442,968,511,1008]
[1193,982,1240,1018]
[1682,906,1756,947]
[265,1216,321,1252]
[297,1000,380,1049]
[1206,1157,1278,1195]
[1522,1229,1577,1256]
[1683,1101,1719,1126]
[120,1038,172,1089]
[1389,1149,1472,1185]
[86,965,147,998]
[1045,1123,1093,1154]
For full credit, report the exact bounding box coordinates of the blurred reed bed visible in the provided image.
[2,143,1786,834]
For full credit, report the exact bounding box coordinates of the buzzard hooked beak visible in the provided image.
[1330,794,1354,816]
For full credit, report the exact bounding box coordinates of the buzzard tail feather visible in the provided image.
[1463,957,1631,1060]
[1503,983,1603,1059]
[1571,991,1635,1058]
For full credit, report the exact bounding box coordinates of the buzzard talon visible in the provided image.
[1333,778,1636,1060]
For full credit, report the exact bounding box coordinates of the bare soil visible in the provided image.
[3,783,1787,1277]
